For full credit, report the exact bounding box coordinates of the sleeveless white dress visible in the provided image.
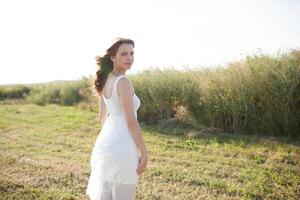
[86,75,141,200]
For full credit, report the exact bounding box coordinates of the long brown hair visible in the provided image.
[93,38,135,96]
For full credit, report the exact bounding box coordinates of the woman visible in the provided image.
[86,38,148,200]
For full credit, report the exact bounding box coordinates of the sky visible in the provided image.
[0,0,300,85]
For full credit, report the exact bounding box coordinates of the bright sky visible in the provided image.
[0,0,299,85]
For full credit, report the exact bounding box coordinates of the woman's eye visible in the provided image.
[120,52,133,56]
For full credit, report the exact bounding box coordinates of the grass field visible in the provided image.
[0,100,299,199]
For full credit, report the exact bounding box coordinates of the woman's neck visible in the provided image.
[111,68,125,76]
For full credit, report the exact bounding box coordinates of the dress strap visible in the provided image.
[111,75,126,98]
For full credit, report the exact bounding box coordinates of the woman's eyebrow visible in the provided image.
[121,51,134,54]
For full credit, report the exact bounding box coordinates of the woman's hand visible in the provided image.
[136,153,147,175]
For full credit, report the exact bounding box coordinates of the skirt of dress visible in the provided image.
[86,116,140,200]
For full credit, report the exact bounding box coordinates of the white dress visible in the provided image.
[86,75,141,200]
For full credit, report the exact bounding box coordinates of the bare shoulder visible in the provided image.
[117,76,134,97]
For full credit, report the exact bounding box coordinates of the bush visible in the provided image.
[0,85,30,100]
[59,82,82,106]
[26,77,93,106]
[26,84,60,105]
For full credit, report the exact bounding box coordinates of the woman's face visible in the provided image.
[111,43,134,70]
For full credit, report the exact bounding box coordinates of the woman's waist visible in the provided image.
[107,113,137,118]
[107,115,126,118]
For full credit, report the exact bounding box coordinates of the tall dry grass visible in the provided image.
[130,50,300,138]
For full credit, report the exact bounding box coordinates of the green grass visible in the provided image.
[0,101,299,199]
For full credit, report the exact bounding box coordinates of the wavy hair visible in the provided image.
[93,38,134,96]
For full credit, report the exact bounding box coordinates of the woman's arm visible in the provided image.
[99,96,108,125]
[117,78,148,156]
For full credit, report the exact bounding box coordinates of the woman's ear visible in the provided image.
[110,55,115,63]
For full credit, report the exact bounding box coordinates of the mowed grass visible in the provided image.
[0,101,299,200]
